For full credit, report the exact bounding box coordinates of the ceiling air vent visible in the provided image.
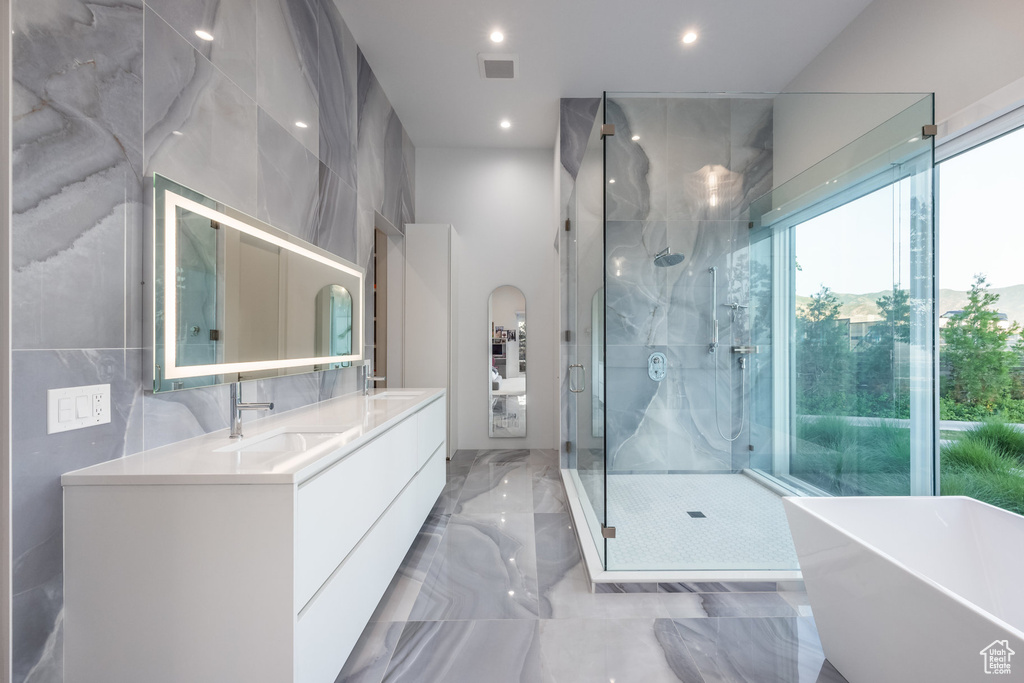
[478,53,518,80]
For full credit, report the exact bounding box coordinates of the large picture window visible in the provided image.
[936,125,1024,514]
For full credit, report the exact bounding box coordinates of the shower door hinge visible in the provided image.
[565,218,571,232]
[602,525,616,539]
[565,440,572,453]
[564,330,572,342]
[209,329,220,341]
[921,124,938,138]
[600,123,615,138]
[210,220,220,230]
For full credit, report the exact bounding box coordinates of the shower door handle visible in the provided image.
[569,364,586,393]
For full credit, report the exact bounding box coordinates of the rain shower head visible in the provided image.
[654,247,685,267]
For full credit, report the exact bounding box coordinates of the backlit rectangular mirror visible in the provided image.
[151,175,364,392]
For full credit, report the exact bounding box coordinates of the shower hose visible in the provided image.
[713,352,746,442]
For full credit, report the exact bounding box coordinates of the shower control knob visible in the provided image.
[648,352,667,382]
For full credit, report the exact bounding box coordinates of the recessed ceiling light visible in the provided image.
[682,31,698,44]
[295,121,309,129]
[609,178,616,184]
[490,30,504,43]
[171,130,184,136]
[195,29,214,41]
[631,135,640,141]
[500,119,511,129]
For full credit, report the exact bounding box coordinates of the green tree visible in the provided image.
[796,285,852,414]
[856,289,911,413]
[942,274,1022,408]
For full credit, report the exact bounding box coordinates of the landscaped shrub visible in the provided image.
[791,415,1024,515]
[941,438,1018,474]
[941,468,1024,515]
[961,420,1024,463]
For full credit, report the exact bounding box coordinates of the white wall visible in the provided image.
[416,148,556,450]
[785,0,1024,142]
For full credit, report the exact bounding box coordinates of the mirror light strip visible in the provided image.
[162,190,363,380]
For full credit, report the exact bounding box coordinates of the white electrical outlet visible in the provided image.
[47,384,111,434]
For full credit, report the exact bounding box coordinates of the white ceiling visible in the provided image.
[336,0,875,149]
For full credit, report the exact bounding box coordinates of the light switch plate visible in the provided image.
[47,384,111,434]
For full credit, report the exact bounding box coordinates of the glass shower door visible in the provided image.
[567,99,608,566]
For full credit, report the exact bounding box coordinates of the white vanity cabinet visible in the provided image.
[63,391,446,683]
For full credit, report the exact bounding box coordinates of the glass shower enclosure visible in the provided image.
[564,92,936,575]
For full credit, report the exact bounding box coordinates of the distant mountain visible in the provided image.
[796,284,1024,326]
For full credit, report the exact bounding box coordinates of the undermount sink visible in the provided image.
[215,430,348,454]
[370,390,421,400]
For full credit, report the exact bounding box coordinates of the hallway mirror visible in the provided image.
[488,286,527,437]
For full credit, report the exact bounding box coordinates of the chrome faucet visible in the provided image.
[229,381,274,439]
[363,358,386,396]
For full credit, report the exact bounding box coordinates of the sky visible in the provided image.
[794,125,1024,296]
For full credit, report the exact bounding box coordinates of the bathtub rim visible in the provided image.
[783,494,1024,640]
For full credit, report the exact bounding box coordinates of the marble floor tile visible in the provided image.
[539,618,705,683]
[671,617,842,683]
[430,471,466,516]
[696,592,798,619]
[408,513,539,621]
[335,620,403,683]
[366,574,423,626]
[456,461,534,514]
[535,513,605,620]
[661,582,777,594]
[473,448,531,467]
[383,620,544,683]
[532,465,568,513]
[337,451,848,683]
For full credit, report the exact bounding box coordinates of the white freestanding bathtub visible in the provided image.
[784,496,1024,683]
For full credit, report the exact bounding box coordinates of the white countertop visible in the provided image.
[61,388,445,486]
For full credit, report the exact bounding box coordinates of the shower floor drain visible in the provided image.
[687,511,706,518]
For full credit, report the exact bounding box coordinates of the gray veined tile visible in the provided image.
[144,5,258,216]
[11,349,140,682]
[257,108,319,242]
[532,465,568,513]
[430,470,466,516]
[317,0,358,188]
[12,168,128,350]
[539,618,704,683]
[255,371,320,415]
[535,512,603,620]
[559,98,602,180]
[336,619,403,683]
[142,382,230,451]
[383,620,544,683]
[257,0,319,154]
[145,0,258,98]
[314,163,358,263]
[670,617,838,683]
[456,461,534,514]
[408,513,539,621]
[12,0,143,170]
[696,592,798,619]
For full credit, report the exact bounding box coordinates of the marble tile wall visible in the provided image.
[602,96,773,473]
[10,1,414,680]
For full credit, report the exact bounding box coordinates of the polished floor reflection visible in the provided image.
[336,449,847,683]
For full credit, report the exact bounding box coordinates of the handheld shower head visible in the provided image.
[654,247,685,267]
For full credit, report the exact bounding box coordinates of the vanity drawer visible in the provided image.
[417,398,445,467]
[294,417,417,608]
[295,445,445,683]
